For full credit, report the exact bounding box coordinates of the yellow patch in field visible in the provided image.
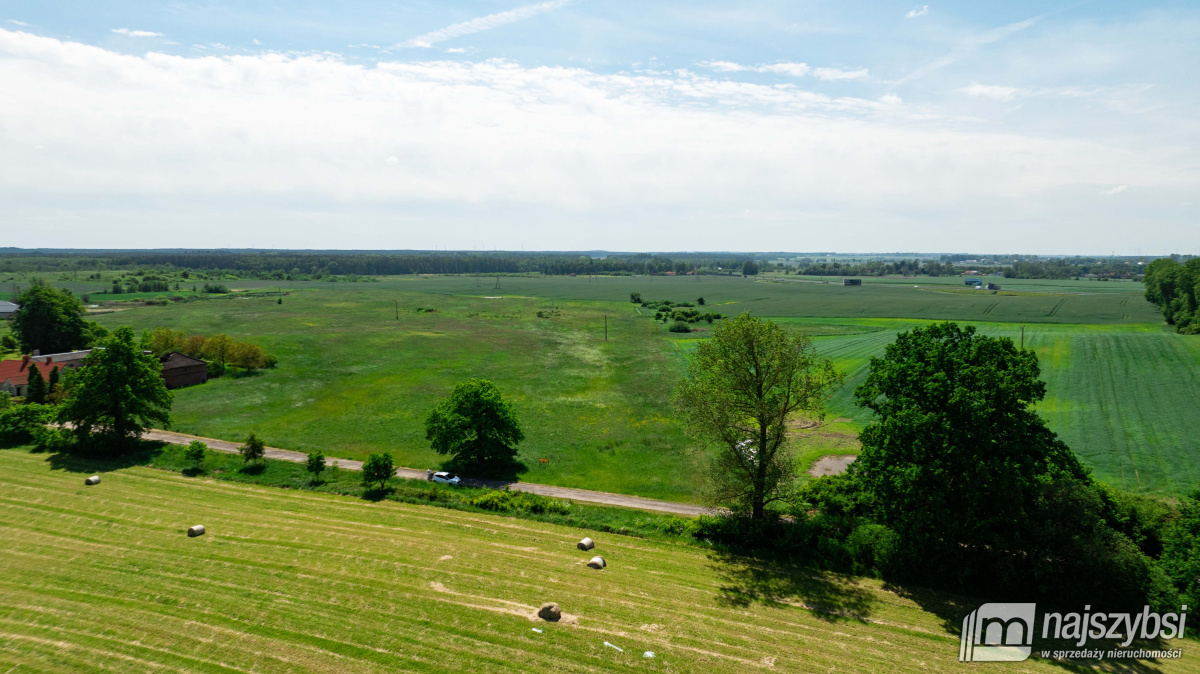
[407,331,446,337]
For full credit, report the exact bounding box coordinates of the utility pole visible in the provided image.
[604,315,608,342]
[394,299,399,320]
[1021,326,1025,349]
[494,275,501,290]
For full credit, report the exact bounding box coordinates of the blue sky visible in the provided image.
[1,1,1197,253]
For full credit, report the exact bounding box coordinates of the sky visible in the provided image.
[0,1,1197,254]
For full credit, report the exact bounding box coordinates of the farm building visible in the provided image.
[31,350,92,370]
[965,278,982,287]
[159,352,208,389]
[843,279,862,286]
[0,356,58,398]
[0,301,17,319]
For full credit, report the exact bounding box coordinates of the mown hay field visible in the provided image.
[5,449,1195,672]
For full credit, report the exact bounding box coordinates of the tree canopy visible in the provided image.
[425,379,524,470]
[846,322,1169,605]
[675,313,842,519]
[11,284,89,354]
[1143,257,1200,333]
[57,326,172,452]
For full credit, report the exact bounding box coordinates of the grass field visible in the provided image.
[3,448,1195,672]
[66,273,1198,499]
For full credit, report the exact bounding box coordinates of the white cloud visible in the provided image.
[906,6,929,19]
[445,47,467,54]
[111,28,163,37]
[8,19,28,27]
[958,82,1024,101]
[1103,185,1128,195]
[396,0,572,49]
[699,61,811,77]
[813,67,869,81]
[252,39,262,46]
[0,28,1194,251]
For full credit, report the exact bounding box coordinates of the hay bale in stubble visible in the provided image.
[187,525,205,537]
[84,475,100,485]
[587,556,606,570]
[537,602,562,622]
[577,537,594,551]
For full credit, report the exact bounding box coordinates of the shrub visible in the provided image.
[0,403,54,446]
[362,453,395,490]
[239,432,265,464]
[184,440,207,468]
[306,450,326,480]
[668,322,691,333]
[203,283,229,294]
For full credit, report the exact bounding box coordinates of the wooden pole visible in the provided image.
[604,315,608,342]
[394,299,399,320]
[1021,326,1024,349]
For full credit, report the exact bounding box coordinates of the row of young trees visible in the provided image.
[141,327,274,373]
[673,314,1199,612]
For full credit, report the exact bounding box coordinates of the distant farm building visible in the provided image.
[986,283,1002,290]
[843,279,862,286]
[965,279,982,287]
[32,350,92,371]
[160,352,208,389]
[0,301,17,319]
[0,356,57,398]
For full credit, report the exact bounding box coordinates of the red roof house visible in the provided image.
[0,356,58,398]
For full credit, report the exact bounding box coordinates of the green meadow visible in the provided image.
[4,448,1196,672]
[48,272,1194,499]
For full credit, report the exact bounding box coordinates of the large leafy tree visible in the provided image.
[11,284,89,354]
[1143,257,1200,333]
[425,379,524,470]
[675,313,842,519]
[58,326,172,452]
[849,323,1093,584]
[1162,490,1200,611]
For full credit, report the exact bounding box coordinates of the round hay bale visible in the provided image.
[187,525,205,537]
[537,602,561,622]
[586,556,606,570]
[84,475,100,486]
[577,537,594,551]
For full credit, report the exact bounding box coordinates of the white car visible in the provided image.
[431,471,462,486]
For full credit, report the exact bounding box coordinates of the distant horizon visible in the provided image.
[0,247,1187,260]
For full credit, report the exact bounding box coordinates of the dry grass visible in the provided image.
[2,450,1196,672]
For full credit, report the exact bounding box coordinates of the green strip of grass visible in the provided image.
[56,442,699,544]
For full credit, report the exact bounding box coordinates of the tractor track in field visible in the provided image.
[141,429,709,517]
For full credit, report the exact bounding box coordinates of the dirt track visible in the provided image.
[142,429,709,517]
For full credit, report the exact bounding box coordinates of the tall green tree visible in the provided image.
[57,326,172,452]
[11,284,89,354]
[1143,257,1200,333]
[674,313,842,519]
[25,364,47,404]
[425,379,524,470]
[849,323,1093,584]
[306,450,326,482]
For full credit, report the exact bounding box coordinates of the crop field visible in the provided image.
[5,449,1195,672]
[764,319,1200,496]
[68,272,1198,499]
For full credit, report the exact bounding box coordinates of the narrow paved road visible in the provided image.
[142,429,709,517]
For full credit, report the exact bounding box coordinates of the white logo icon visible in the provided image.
[959,603,1036,662]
